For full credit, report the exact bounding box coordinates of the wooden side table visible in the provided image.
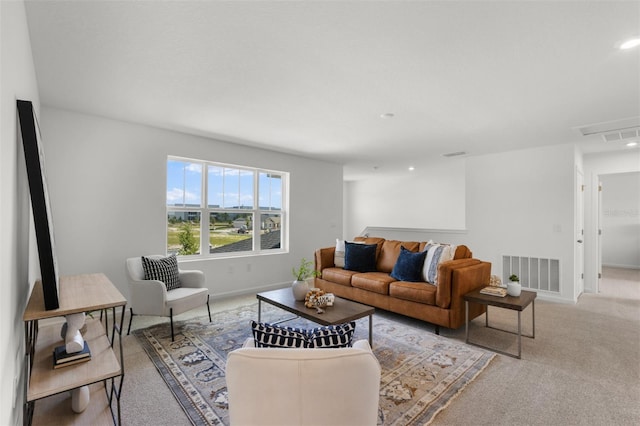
[23,273,127,425]
[463,288,536,359]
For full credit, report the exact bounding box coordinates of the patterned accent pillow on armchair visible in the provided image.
[141,254,182,290]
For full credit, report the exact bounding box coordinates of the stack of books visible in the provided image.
[53,341,91,369]
[479,286,507,297]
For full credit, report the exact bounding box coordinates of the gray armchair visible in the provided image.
[125,255,211,341]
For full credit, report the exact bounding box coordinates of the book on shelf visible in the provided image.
[53,355,91,369]
[53,341,91,366]
[479,286,507,297]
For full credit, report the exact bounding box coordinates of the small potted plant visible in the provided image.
[507,274,522,297]
[291,258,320,301]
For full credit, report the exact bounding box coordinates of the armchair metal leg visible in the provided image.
[127,307,134,335]
[170,308,174,341]
[206,294,212,322]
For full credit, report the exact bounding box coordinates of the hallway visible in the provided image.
[600,266,640,299]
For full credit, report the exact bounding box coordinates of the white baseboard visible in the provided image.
[211,281,290,301]
[602,263,640,270]
[533,291,576,304]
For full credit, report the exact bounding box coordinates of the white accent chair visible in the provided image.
[125,255,211,341]
[226,338,381,425]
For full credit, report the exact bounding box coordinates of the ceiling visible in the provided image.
[24,1,640,180]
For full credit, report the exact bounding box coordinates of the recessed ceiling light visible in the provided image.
[620,38,640,50]
[380,113,395,119]
[627,141,639,147]
[408,166,415,171]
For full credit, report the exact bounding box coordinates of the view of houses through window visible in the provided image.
[167,157,287,257]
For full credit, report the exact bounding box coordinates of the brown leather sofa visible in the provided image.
[314,237,491,333]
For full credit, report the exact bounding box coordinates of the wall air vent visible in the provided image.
[503,255,560,293]
[442,151,466,157]
[577,117,640,142]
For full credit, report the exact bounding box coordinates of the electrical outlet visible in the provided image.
[246,263,251,272]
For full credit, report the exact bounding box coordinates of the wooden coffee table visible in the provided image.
[256,287,375,346]
[464,288,536,359]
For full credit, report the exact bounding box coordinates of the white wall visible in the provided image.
[346,144,580,302]
[466,144,577,302]
[39,107,343,301]
[0,0,41,424]
[583,150,640,291]
[344,158,466,239]
[600,172,640,268]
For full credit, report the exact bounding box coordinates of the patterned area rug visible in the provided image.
[134,303,494,425]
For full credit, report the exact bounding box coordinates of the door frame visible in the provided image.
[575,167,585,298]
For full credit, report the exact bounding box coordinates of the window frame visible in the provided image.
[167,156,288,259]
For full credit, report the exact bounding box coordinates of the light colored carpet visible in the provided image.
[600,266,640,299]
[120,288,640,425]
[133,303,494,425]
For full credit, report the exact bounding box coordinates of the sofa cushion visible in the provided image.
[389,281,437,305]
[377,240,420,273]
[351,272,396,295]
[321,267,359,286]
[344,242,377,272]
[390,246,429,282]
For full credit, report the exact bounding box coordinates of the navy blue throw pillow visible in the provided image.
[344,242,377,272]
[390,246,428,282]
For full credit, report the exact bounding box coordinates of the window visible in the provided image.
[167,157,288,257]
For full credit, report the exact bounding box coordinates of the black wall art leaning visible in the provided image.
[17,100,59,310]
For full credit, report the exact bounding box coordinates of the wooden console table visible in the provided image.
[23,273,126,425]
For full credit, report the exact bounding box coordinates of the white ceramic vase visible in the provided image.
[506,281,522,297]
[292,280,309,301]
[71,385,90,413]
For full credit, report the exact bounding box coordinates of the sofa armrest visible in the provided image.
[449,261,491,308]
[315,246,336,274]
[435,259,489,309]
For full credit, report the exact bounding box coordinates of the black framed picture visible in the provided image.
[17,100,59,310]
